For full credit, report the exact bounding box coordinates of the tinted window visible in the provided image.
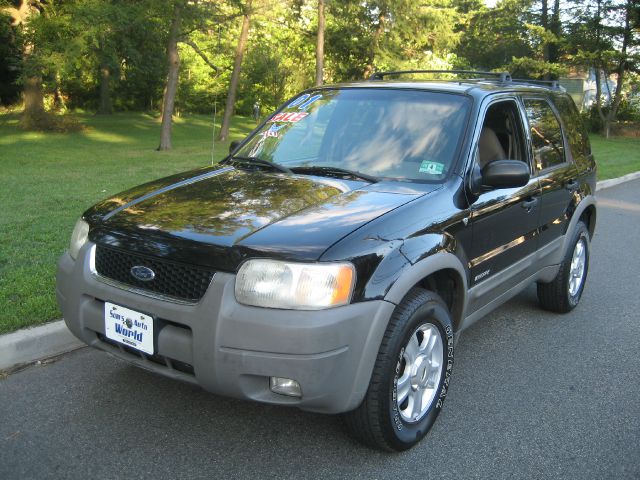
[553,94,591,158]
[524,99,565,170]
[237,89,471,181]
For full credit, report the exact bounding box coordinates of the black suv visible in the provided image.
[57,71,596,451]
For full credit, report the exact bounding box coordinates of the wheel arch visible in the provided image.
[579,203,597,239]
[561,196,596,259]
[384,252,468,333]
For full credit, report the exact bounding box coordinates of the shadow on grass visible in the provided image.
[0,112,254,151]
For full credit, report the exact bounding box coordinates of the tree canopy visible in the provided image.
[1,0,638,140]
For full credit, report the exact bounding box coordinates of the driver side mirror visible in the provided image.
[481,160,529,189]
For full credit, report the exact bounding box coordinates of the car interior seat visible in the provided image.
[478,127,507,169]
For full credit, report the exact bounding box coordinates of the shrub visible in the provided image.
[581,106,603,133]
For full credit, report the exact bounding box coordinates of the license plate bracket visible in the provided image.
[104,302,154,355]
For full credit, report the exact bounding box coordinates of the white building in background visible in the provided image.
[560,68,618,111]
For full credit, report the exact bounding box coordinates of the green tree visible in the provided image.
[218,0,252,142]
[236,1,315,116]
[65,0,161,115]
[3,0,46,125]
[0,5,23,105]
[158,0,184,150]
[325,0,461,80]
[567,0,639,136]
[455,0,534,71]
[158,0,225,150]
[315,0,325,86]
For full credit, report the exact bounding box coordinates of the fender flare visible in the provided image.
[556,195,597,264]
[384,251,468,329]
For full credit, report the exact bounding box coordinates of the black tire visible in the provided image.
[537,221,590,313]
[343,288,454,451]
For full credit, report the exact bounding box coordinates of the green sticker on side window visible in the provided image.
[419,160,445,175]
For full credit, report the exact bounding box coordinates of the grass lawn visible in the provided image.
[0,112,256,334]
[590,134,640,180]
[0,114,639,334]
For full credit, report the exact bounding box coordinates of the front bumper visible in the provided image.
[56,243,394,414]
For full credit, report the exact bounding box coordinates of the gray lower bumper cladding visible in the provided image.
[56,243,395,414]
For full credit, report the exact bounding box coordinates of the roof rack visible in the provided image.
[368,69,513,83]
[509,78,563,90]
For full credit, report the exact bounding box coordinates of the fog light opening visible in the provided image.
[270,377,302,397]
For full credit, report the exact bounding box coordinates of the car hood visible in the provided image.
[86,165,430,271]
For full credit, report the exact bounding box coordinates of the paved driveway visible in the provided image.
[1,179,639,480]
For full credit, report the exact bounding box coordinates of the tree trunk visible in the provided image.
[602,0,632,139]
[158,1,183,151]
[22,35,44,119]
[23,74,44,117]
[363,11,385,79]
[8,0,45,126]
[592,0,606,129]
[603,69,621,139]
[50,70,63,111]
[218,0,252,142]
[594,69,606,125]
[98,63,112,114]
[548,0,560,66]
[315,0,325,87]
[541,0,549,63]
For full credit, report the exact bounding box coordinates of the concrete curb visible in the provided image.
[0,320,84,372]
[0,170,639,373]
[596,171,640,191]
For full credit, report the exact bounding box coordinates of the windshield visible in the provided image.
[235,88,471,181]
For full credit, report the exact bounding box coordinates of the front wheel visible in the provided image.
[537,221,590,313]
[343,288,454,451]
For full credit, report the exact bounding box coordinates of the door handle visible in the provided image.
[521,197,538,212]
[565,179,579,191]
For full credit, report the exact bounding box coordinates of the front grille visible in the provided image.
[94,245,215,302]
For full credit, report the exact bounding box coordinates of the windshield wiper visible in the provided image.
[290,165,379,183]
[229,156,292,174]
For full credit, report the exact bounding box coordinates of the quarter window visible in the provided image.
[524,99,565,170]
[553,95,591,158]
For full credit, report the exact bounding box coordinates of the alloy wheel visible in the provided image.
[396,323,444,423]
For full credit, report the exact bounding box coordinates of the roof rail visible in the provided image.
[509,78,564,90]
[368,69,512,83]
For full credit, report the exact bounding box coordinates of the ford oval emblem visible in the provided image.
[130,265,155,282]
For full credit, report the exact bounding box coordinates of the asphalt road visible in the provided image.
[1,179,639,480]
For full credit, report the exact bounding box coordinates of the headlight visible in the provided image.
[235,259,355,310]
[69,218,89,260]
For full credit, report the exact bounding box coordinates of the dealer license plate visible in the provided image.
[104,302,154,355]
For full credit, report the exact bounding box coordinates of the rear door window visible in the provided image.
[523,99,566,171]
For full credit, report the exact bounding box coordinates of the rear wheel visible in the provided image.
[537,221,590,313]
[343,288,454,451]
